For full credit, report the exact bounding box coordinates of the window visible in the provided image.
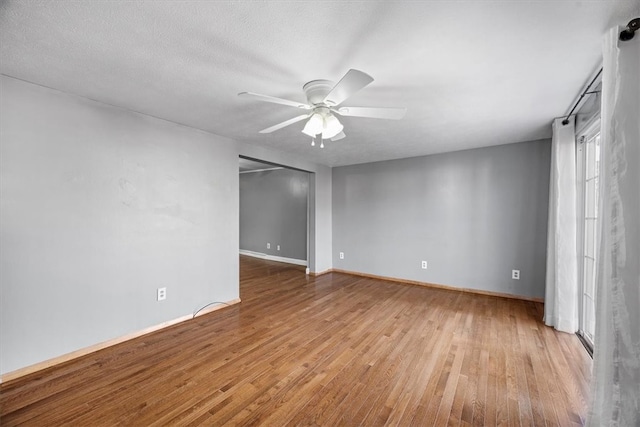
[577,121,600,350]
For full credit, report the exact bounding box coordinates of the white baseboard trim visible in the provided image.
[239,249,307,267]
[0,297,241,384]
[332,268,544,303]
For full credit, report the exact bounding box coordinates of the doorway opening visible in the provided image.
[239,156,311,271]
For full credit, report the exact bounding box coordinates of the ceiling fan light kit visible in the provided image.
[239,69,406,148]
[322,114,344,139]
[301,109,326,137]
[301,108,344,141]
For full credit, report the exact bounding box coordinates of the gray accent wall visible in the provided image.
[332,140,551,299]
[240,167,308,261]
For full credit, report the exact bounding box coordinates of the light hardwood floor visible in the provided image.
[0,255,592,426]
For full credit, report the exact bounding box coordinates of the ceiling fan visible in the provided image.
[238,69,406,147]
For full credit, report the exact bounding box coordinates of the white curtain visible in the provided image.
[588,25,640,426]
[544,117,579,333]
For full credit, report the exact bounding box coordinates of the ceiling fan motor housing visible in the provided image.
[303,80,334,105]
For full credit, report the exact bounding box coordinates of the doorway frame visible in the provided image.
[238,155,315,271]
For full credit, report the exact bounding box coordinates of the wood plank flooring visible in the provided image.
[0,255,592,426]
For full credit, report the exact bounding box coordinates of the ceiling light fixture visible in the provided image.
[301,107,344,141]
[302,112,324,137]
[239,69,407,148]
[321,114,344,139]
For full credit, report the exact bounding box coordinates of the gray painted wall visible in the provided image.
[332,140,551,299]
[0,76,243,375]
[240,168,308,261]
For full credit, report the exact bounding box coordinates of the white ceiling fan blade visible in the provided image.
[323,69,374,106]
[238,92,312,110]
[331,131,346,141]
[335,106,407,120]
[259,114,310,133]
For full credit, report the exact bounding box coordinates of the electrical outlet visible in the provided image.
[267,243,270,249]
[421,260,428,269]
[339,252,344,259]
[157,287,167,301]
[277,245,280,251]
[512,270,520,280]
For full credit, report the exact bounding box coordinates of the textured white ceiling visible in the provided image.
[1,1,638,166]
